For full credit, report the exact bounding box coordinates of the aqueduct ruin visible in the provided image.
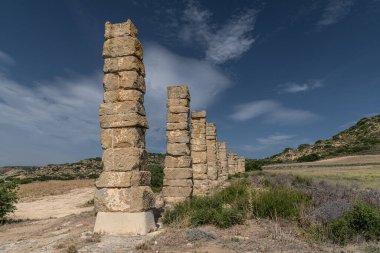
[94,20,245,236]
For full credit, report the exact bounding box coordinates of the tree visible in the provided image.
[0,179,18,222]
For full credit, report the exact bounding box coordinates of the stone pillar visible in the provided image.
[228,151,238,175]
[218,142,228,181]
[206,123,219,190]
[191,111,209,196]
[94,20,156,236]
[237,156,246,173]
[163,86,192,205]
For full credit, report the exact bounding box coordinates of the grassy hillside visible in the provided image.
[0,153,165,186]
[271,115,380,163]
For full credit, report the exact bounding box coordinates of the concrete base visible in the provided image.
[94,211,156,236]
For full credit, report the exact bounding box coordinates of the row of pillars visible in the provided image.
[163,86,246,206]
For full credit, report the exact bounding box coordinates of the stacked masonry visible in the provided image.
[94,20,156,236]
[191,111,209,196]
[163,86,193,205]
[206,123,219,189]
[237,157,246,173]
[228,152,238,175]
[218,142,228,181]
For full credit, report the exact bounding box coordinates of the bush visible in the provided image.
[163,180,249,228]
[327,201,380,244]
[252,186,310,220]
[297,154,320,162]
[0,179,18,221]
[149,164,163,193]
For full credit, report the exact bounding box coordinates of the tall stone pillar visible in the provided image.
[228,151,238,175]
[94,20,156,236]
[163,86,192,205]
[218,142,228,181]
[237,156,246,173]
[206,123,219,189]
[191,111,209,196]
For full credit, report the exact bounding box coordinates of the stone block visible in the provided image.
[163,179,193,187]
[163,196,189,205]
[164,155,192,168]
[166,113,188,123]
[168,106,189,114]
[191,144,207,152]
[102,148,147,171]
[94,211,156,236]
[167,143,190,156]
[103,89,144,103]
[99,101,145,116]
[192,151,207,164]
[103,71,145,93]
[191,111,206,118]
[162,186,192,197]
[104,20,138,39]
[193,173,208,180]
[103,56,145,76]
[163,168,192,179]
[167,86,190,99]
[130,186,156,211]
[190,137,206,146]
[96,171,151,187]
[192,164,207,174]
[100,113,148,129]
[167,98,189,107]
[103,36,143,60]
[167,122,188,131]
[166,129,190,143]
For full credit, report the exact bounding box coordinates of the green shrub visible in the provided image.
[163,180,249,228]
[297,154,320,162]
[0,179,18,221]
[293,175,312,186]
[326,201,380,244]
[252,186,310,220]
[149,164,163,193]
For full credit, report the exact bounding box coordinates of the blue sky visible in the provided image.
[0,0,379,166]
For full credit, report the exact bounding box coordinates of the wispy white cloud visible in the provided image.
[317,0,354,27]
[257,134,297,146]
[144,43,231,151]
[179,0,257,64]
[230,100,320,125]
[277,80,323,94]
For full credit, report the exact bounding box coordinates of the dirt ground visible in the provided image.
[1,179,380,253]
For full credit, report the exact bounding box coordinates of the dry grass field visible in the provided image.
[264,155,380,190]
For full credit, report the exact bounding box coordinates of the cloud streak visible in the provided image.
[179,0,257,64]
[317,0,354,27]
[277,80,323,94]
[230,100,320,125]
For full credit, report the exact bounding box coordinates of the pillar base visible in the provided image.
[94,211,156,236]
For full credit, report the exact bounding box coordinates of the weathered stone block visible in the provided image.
[103,36,143,60]
[166,130,190,143]
[163,179,193,187]
[100,113,148,129]
[193,173,208,180]
[102,148,147,171]
[192,164,207,174]
[191,127,206,135]
[192,151,207,164]
[103,71,145,93]
[100,129,113,150]
[163,196,189,204]
[113,128,145,148]
[207,166,218,180]
[104,20,138,39]
[103,56,145,76]
[167,143,190,156]
[103,89,144,103]
[168,106,189,114]
[99,101,145,116]
[162,186,192,197]
[163,168,192,179]
[167,98,189,107]
[96,171,151,188]
[166,113,188,123]
[191,111,206,118]
[167,86,190,99]
[94,186,155,212]
[164,156,192,168]
[167,122,188,131]
[191,144,207,152]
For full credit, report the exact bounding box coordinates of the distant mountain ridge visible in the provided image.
[271,115,380,163]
